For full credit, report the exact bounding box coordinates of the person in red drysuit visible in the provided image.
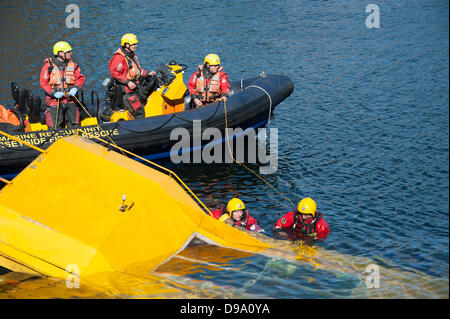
[211,198,262,232]
[274,197,330,241]
[188,53,230,108]
[40,41,85,129]
[108,33,156,118]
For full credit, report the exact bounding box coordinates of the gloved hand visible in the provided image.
[68,87,78,97]
[53,92,64,99]
[308,232,318,240]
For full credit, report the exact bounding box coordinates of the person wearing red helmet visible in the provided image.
[273,197,330,241]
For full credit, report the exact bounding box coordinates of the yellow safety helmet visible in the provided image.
[204,53,220,66]
[121,33,139,46]
[226,198,245,214]
[297,197,317,217]
[53,41,72,56]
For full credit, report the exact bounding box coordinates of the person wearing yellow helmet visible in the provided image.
[188,53,230,108]
[273,197,330,241]
[107,33,156,118]
[40,41,86,129]
[210,198,262,232]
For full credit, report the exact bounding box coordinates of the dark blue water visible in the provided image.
[0,0,448,298]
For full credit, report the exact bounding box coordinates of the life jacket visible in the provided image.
[44,58,77,90]
[114,48,143,81]
[0,104,21,126]
[215,204,250,227]
[195,65,224,103]
[292,211,323,237]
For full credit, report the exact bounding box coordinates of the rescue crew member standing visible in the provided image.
[40,41,86,129]
[108,33,156,118]
[188,54,230,108]
[211,198,262,232]
[273,197,330,241]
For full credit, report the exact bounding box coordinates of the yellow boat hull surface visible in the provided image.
[0,136,270,285]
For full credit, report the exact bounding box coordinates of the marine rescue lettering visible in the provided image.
[0,127,120,149]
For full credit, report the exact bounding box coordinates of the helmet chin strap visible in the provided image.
[203,64,215,77]
[122,45,135,58]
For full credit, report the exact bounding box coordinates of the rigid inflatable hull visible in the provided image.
[0,75,294,176]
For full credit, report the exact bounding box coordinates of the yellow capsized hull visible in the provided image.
[0,136,270,284]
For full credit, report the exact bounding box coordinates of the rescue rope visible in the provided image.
[54,99,60,132]
[223,100,294,207]
[0,130,46,153]
[0,176,11,184]
[246,84,273,133]
[72,95,127,157]
[0,129,58,152]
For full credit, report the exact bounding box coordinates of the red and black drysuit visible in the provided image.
[39,57,85,128]
[108,47,148,118]
[273,211,330,241]
[188,65,230,106]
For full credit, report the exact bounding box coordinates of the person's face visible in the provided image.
[57,51,72,61]
[208,64,220,74]
[231,209,244,221]
[300,213,313,220]
[129,43,137,52]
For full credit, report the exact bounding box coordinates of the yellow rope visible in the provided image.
[0,176,11,184]
[55,99,60,130]
[223,100,295,207]
[72,95,127,157]
[0,130,46,153]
